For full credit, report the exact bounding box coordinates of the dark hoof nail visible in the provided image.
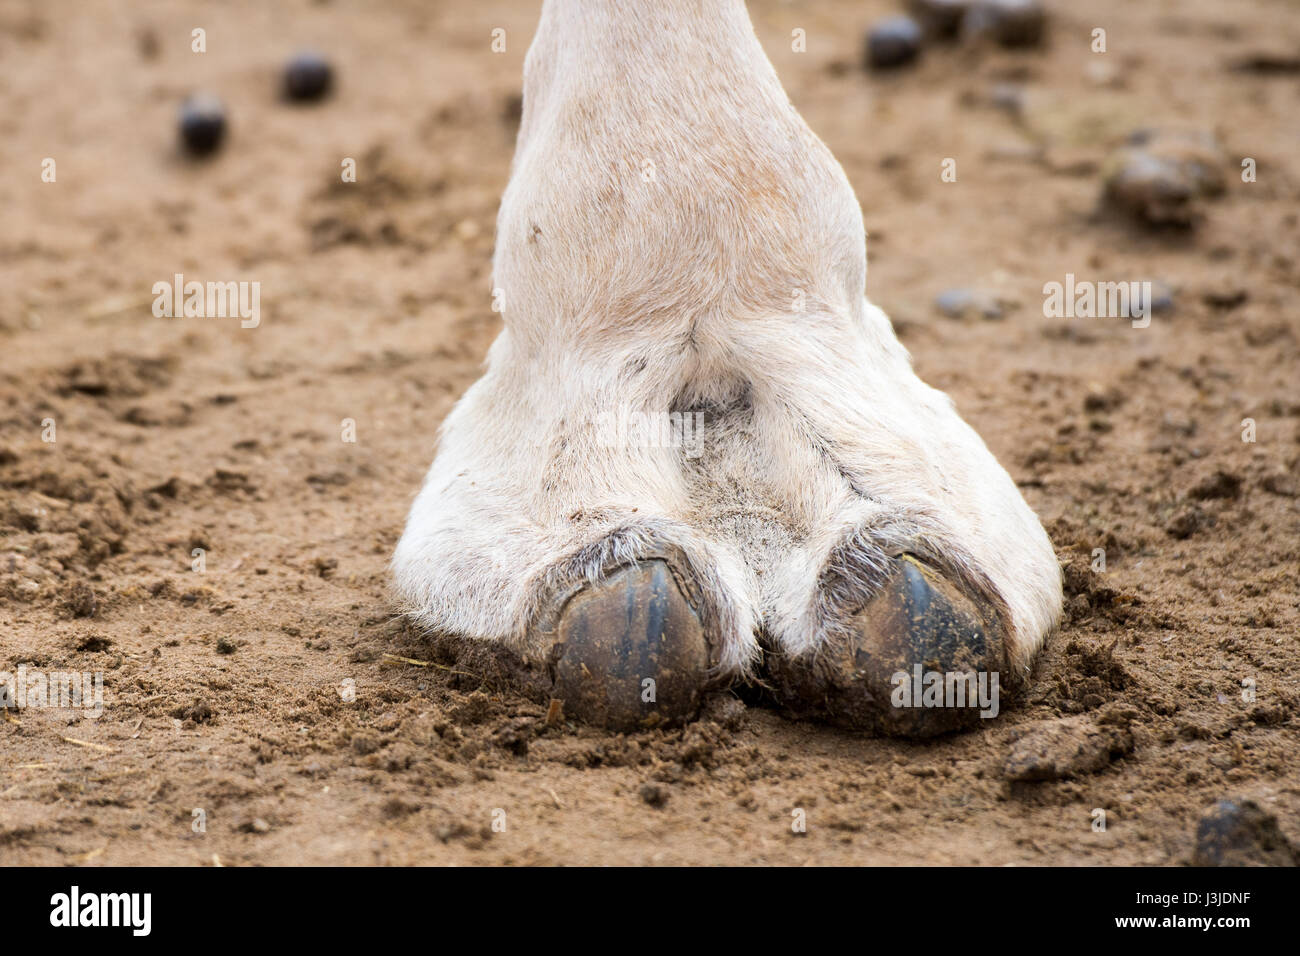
[770,555,1004,737]
[546,560,710,730]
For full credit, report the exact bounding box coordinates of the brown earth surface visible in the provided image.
[1,0,1297,866]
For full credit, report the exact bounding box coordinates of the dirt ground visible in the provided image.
[2,0,1297,866]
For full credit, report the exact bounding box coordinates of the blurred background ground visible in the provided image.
[0,0,1297,865]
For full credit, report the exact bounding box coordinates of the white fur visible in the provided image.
[392,0,1062,681]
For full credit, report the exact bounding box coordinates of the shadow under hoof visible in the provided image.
[766,554,1008,738]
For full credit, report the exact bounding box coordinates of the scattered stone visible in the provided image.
[1191,800,1299,866]
[1103,154,1192,226]
[865,16,924,70]
[178,93,226,157]
[965,0,1046,49]
[1005,713,1134,782]
[284,51,333,102]
[1101,130,1226,228]
[639,782,669,808]
[1129,280,1175,317]
[908,0,969,39]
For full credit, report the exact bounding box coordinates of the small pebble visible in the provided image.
[1128,280,1175,318]
[865,16,924,70]
[1103,152,1194,226]
[1102,132,1226,228]
[178,94,226,157]
[1192,800,1299,866]
[965,0,1046,49]
[284,51,333,102]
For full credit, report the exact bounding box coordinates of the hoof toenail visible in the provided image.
[769,554,1005,737]
[544,560,711,731]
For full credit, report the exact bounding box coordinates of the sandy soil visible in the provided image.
[1,0,1297,866]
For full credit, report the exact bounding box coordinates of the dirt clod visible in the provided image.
[1005,714,1135,782]
[64,581,97,618]
[1191,800,1299,866]
[639,783,669,808]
